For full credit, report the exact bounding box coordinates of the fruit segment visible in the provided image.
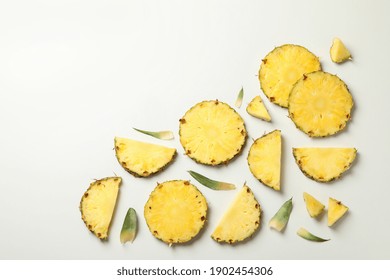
[80,177,122,240]
[297,227,329,242]
[293,147,357,182]
[328,198,349,227]
[120,208,137,244]
[188,170,235,190]
[211,185,261,244]
[246,96,271,122]
[269,198,293,232]
[303,192,325,218]
[330,38,352,63]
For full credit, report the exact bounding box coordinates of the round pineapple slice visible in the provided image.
[259,44,321,108]
[179,100,246,165]
[144,180,207,245]
[288,71,353,137]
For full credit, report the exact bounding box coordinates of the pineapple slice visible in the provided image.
[303,192,325,218]
[179,100,246,165]
[288,71,354,137]
[246,96,271,122]
[80,177,122,240]
[144,180,207,245]
[211,185,261,244]
[330,38,352,63]
[247,130,281,190]
[328,198,349,227]
[114,137,176,177]
[259,44,321,108]
[293,148,357,182]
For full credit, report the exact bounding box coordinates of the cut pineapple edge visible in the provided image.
[330,37,352,63]
[293,147,357,182]
[246,95,271,122]
[80,177,122,240]
[144,180,207,245]
[303,192,325,218]
[114,137,176,177]
[179,100,247,165]
[259,44,321,108]
[247,130,281,190]
[288,71,353,137]
[328,197,349,227]
[211,185,261,244]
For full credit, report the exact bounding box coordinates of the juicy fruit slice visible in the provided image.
[269,198,293,232]
[188,170,235,190]
[120,208,137,244]
[328,198,349,227]
[330,38,352,63]
[179,100,246,165]
[211,185,261,244]
[293,148,357,182]
[259,44,321,108]
[80,177,122,240]
[288,71,353,137]
[297,227,329,242]
[246,96,271,122]
[247,130,281,190]
[303,192,325,218]
[144,180,207,245]
[114,137,176,177]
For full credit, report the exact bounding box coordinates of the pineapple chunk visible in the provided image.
[211,185,261,244]
[259,44,321,108]
[144,180,207,245]
[303,192,325,218]
[328,198,349,227]
[114,137,176,177]
[246,96,271,122]
[80,177,122,240]
[247,130,281,190]
[293,148,357,182]
[330,38,352,63]
[288,71,353,137]
[179,100,246,165]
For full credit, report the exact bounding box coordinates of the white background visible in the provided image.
[0,0,389,260]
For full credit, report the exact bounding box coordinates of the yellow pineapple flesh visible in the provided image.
[114,137,176,177]
[328,197,349,226]
[246,96,271,121]
[144,180,207,245]
[303,192,325,218]
[330,37,352,63]
[179,100,246,165]
[259,44,321,108]
[211,185,261,244]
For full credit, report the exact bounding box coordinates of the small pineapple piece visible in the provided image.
[328,198,349,227]
[293,148,357,182]
[144,180,207,245]
[211,185,261,244]
[303,192,325,218]
[80,177,122,240]
[179,100,246,165]
[114,137,176,177]
[330,38,352,63]
[288,71,353,137]
[247,130,281,190]
[246,96,271,122]
[269,198,293,232]
[259,44,321,108]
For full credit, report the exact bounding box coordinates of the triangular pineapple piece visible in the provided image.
[330,38,352,63]
[80,177,122,240]
[303,192,325,218]
[115,137,176,177]
[246,96,271,121]
[211,185,261,244]
[328,197,349,226]
[144,180,207,245]
[248,130,281,190]
[293,147,357,182]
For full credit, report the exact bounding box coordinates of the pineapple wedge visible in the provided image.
[211,185,261,244]
[114,137,176,177]
[179,100,246,165]
[303,192,325,218]
[144,180,207,245]
[330,38,352,63]
[259,44,321,108]
[293,148,357,182]
[328,198,349,227]
[247,130,281,190]
[246,96,271,122]
[288,71,353,137]
[80,177,122,240]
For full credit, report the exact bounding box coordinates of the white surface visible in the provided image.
[0,0,389,260]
